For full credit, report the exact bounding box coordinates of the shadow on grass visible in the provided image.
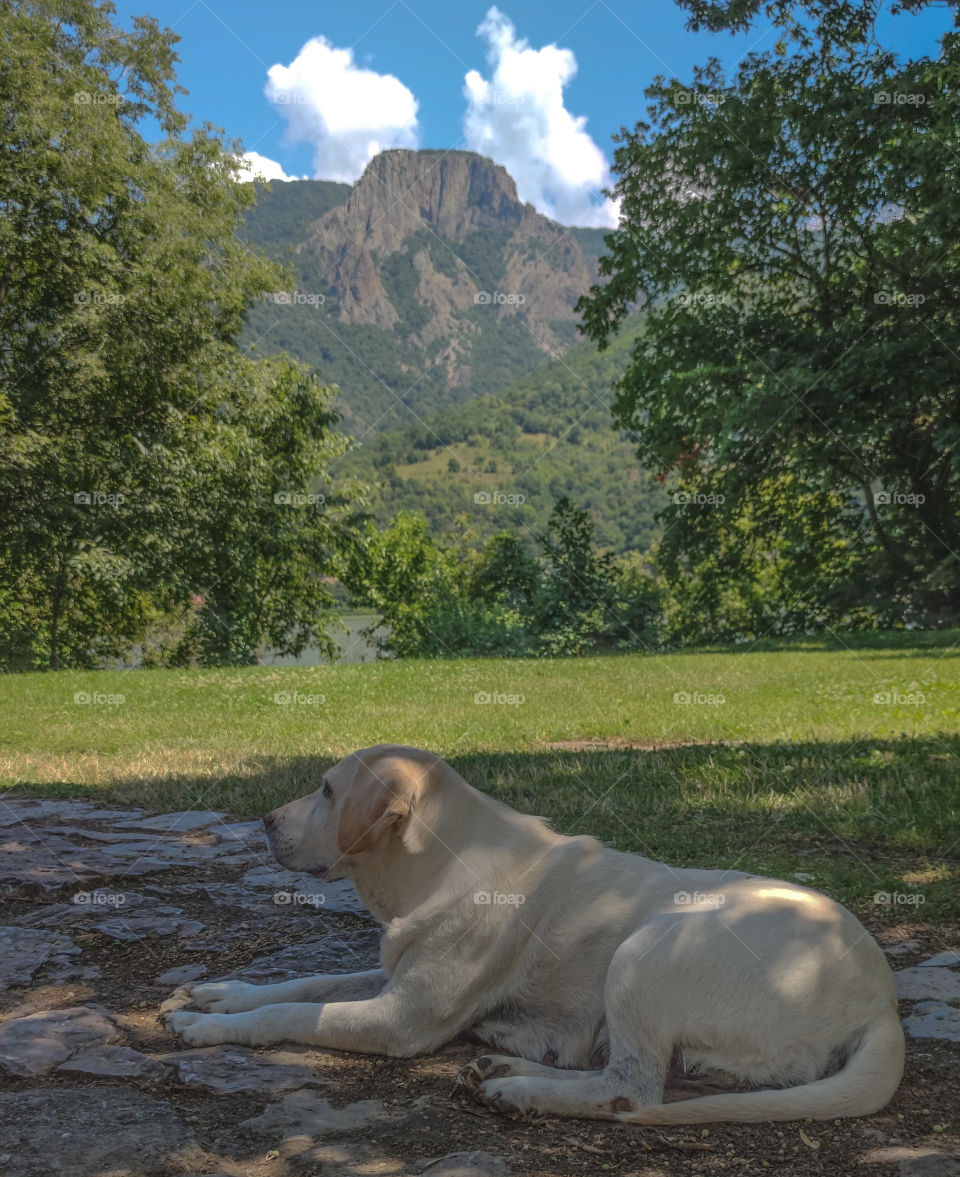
[6,735,958,918]
[670,628,960,657]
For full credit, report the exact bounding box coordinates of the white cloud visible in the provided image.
[237,151,298,182]
[265,37,419,183]
[463,7,618,228]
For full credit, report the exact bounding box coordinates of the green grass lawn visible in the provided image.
[2,631,958,920]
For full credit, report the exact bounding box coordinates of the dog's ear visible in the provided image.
[336,760,418,856]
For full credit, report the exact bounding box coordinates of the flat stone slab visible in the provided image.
[22,889,149,919]
[0,829,174,892]
[0,926,81,988]
[202,881,276,909]
[0,799,146,826]
[0,1007,117,1077]
[414,1152,513,1176]
[864,1151,960,1177]
[216,818,269,845]
[91,908,205,940]
[84,837,250,865]
[165,1045,326,1094]
[39,960,102,985]
[0,1087,191,1177]
[43,827,164,843]
[922,950,960,968]
[156,963,208,985]
[242,865,369,916]
[885,940,923,957]
[0,808,267,894]
[232,931,382,984]
[0,830,100,888]
[901,1155,960,1177]
[58,1044,170,1079]
[45,827,262,868]
[895,966,960,1002]
[903,1001,960,1042]
[114,809,227,833]
[164,880,279,913]
[26,892,205,940]
[240,1090,386,1141]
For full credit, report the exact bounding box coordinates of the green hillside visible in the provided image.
[339,315,661,553]
[239,179,351,259]
[236,179,657,554]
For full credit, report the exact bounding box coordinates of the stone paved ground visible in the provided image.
[0,798,958,1177]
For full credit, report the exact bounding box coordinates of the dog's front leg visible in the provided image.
[190,969,387,1012]
[168,990,450,1057]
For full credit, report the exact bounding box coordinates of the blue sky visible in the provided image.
[112,0,953,226]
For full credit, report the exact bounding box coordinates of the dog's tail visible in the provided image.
[617,1016,904,1125]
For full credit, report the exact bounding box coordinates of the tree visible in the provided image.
[578,0,960,635]
[342,512,459,657]
[344,503,626,658]
[469,533,539,606]
[535,497,618,653]
[0,0,361,666]
[677,0,936,41]
[165,358,366,665]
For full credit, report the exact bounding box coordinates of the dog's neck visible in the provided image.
[348,846,444,923]
[348,779,560,923]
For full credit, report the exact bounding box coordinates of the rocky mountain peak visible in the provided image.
[243,150,609,427]
[349,150,528,240]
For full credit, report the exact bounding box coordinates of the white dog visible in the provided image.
[169,744,904,1124]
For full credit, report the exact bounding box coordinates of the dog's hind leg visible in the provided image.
[466,921,678,1119]
[466,1043,669,1120]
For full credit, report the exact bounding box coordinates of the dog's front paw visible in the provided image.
[190,980,260,1013]
[168,1009,244,1047]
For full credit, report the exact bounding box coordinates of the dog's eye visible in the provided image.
[322,781,333,799]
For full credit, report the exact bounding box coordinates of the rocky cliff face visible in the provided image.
[297,150,598,381]
[241,150,610,428]
[316,149,527,251]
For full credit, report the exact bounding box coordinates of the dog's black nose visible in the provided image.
[263,811,277,831]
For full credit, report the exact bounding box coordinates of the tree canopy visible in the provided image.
[0,0,363,667]
[578,0,960,636]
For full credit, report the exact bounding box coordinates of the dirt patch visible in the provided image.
[535,738,744,752]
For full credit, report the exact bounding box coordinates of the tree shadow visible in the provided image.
[688,628,960,656]
[10,735,958,915]
[3,740,956,1176]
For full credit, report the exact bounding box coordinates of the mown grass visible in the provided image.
[2,631,958,919]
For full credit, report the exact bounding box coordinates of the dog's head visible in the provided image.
[263,744,438,881]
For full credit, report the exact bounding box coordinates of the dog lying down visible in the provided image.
[169,743,904,1124]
